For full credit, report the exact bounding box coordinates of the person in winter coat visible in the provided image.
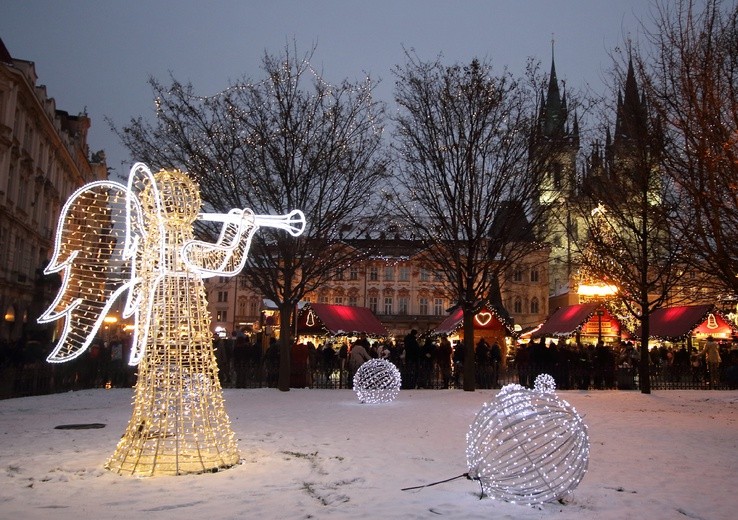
[703,336,722,387]
[348,333,371,385]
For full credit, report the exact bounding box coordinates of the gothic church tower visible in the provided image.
[530,46,580,298]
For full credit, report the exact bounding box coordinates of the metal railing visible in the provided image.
[3,358,736,399]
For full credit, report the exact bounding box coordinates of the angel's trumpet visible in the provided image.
[198,209,306,237]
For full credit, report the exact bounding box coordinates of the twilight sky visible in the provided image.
[1,0,653,177]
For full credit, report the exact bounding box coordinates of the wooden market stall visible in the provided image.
[532,302,626,345]
[296,303,388,340]
[634,304,737,346]
[433,301,516,364]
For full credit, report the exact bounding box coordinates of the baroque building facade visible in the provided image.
[0,39,108,343]
[205,234,550,341]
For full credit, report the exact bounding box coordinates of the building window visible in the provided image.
[249,299,259,315]
[398,297,409,315]
[419,297,429,315]
[433,270,443,282]
[434,298,444,316]
[217,291,228,303]
[368,296,378,313]
[513,268,523,282]
[398,266,410,281]
[349,296,358,306]
[349,266,359,280]
[334,268,344,280]
[384,266,394,281]
[216,310,227,322]
[334,296,343,305]
[384,297,393,315]
[369,266,379,281]
[530,268,539,283]
[319,294,329,304]
[531,297,540,314]
[513,298,522,314]
[420,269,430,282]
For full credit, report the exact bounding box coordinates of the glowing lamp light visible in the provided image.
[577,283,618,297]
[353,358,402,404]
[38,163,305,476]
[465,374,589,505]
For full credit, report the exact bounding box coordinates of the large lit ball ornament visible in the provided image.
[353,359,402,404]
[465,374,589,505]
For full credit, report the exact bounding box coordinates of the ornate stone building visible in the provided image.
[206,234,550,341]
[0,39,107,342]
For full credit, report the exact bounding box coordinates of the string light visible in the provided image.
[466,374,589,505]
[40,163,305,476]
[353,358,402,404]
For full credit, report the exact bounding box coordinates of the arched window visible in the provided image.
[530,297,540,314]
[513,297,522,314]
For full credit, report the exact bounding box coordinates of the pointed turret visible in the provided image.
[614,58,648,143]
[541,50,566,137]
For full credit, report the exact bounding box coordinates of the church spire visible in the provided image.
[614,56,648,143]
[541,39,565,137]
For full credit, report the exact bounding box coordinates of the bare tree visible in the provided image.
[390,53,562,391]
[113,44,389,391]
[637,0,738,297]
[574,57,687,394]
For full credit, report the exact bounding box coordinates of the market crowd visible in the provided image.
[3,331,738,398]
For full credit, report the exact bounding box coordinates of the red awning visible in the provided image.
[434,307,464,335]
[533,303,603,338]
[635,304,736,340]
[297,303,387,337]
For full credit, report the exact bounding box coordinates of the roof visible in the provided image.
[533,303,607,338]
[297,303,387,337]
[433,301,515,336]
[635,304,737,341]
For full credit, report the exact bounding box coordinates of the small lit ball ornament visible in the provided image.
[465,374,589,505]
[353,359,402,404]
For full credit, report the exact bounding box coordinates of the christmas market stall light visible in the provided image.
[353,358,402,404]
[38,162,305,476]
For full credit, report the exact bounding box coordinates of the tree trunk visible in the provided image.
[277,304,293,392]
[462,308,476,391]
[639,312,651,394]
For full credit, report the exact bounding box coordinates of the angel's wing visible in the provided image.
[39,180,136,363]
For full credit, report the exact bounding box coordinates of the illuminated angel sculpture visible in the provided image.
[39,163,305,476]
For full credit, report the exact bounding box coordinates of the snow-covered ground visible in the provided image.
[0,387,736,520]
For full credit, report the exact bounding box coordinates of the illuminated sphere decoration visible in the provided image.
[353,358,402,404]
[465,374,589,505]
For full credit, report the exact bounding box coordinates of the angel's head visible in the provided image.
[152,169,201,225]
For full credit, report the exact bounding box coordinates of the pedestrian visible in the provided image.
[452,340,465,388]
[348,333,371,385]
[703,336,722,387]
[437,334,453,389]
[403,329,421,389]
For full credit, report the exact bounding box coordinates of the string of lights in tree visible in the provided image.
[465,374,589,505]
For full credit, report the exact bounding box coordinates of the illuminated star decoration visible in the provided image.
[465,374,589,505]
[353,358,402,404]
[39,162,305,476]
